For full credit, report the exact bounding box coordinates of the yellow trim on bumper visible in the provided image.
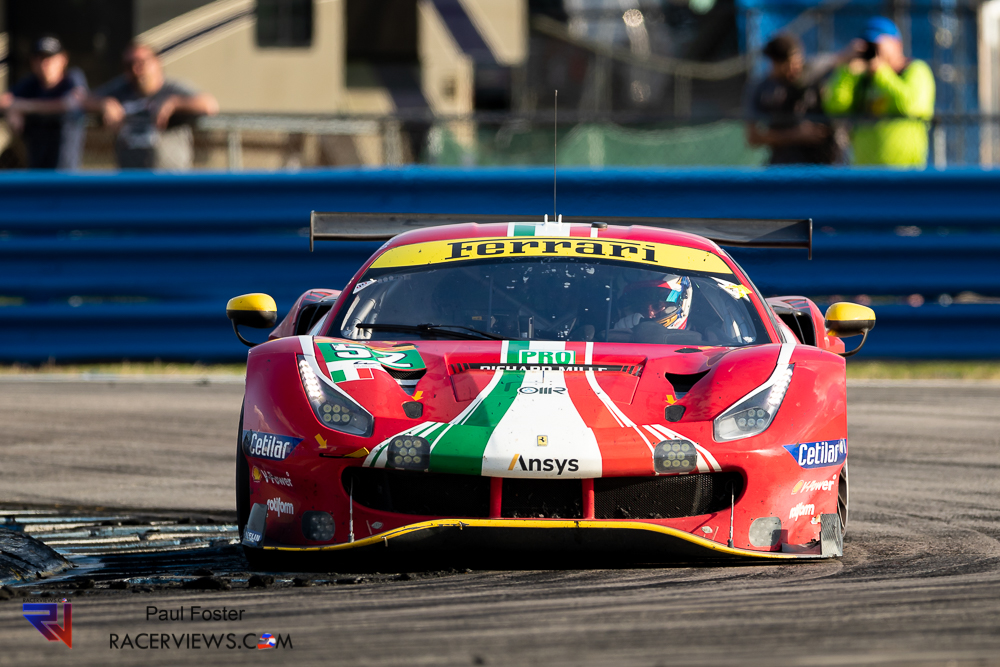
[262,518,810,560]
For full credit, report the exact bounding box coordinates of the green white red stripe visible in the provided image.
[363,339,721,477]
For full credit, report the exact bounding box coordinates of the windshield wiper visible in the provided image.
[356,323,513,341]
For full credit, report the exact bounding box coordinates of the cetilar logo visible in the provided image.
[784,439,847,469]
[257,633,277,649]
[242,430,302,462]
[24,599,72,648]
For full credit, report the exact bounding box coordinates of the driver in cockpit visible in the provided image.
[614,275,692,331]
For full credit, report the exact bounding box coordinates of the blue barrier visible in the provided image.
[1,167,998,362]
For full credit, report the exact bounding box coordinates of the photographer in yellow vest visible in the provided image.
[823,17,935,167]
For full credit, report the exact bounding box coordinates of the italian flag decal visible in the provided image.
[316,342,425,382]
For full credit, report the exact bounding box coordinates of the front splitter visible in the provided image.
[256,518,840,561]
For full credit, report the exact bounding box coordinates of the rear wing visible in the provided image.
[310,212,813,259]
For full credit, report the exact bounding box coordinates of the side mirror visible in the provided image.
[226,293,277,347]
[824,302,875,358]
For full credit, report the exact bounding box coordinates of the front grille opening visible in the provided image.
[342,468,490,518]
[341,470,741,522]
[594,472,743,520]
[501,479,582,519]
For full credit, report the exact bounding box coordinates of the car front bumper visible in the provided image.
[251,516,843,561]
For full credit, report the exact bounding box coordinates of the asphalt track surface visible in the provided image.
[2,378,1000,666]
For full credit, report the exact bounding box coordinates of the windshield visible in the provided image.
[331,257,769,346]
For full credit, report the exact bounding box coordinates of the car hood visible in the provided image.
[310,337,781,478]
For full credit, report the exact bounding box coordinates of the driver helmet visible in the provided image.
[624,274,692,329]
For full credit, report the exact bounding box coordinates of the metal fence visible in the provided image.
[177,111,1000,169]
[2,110,997,171]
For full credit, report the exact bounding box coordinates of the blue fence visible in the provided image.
[1,167,998,362]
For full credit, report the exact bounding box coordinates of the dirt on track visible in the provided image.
[1,379,1000,666]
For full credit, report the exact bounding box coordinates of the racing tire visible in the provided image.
[236,401,284,572]
[236,403,251,532]
[838,462,849,536]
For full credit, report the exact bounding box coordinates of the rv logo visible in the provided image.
[24,601,72,648]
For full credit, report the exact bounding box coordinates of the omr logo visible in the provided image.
[24,601,72,648]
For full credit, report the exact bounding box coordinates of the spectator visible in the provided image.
[823,17,935,167]
[745,34,842,165]
[0,36,88,169]
[87,42,219,169]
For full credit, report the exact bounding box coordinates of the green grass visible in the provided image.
[2,360,999,381]
[846,361,1000,381]
[0,361,245,376]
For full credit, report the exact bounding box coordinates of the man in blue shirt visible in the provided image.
[1,36,88,169]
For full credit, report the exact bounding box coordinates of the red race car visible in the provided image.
[227,213,875,568]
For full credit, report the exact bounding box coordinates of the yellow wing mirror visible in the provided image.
[824,302,875,357]
[226,293,277,347]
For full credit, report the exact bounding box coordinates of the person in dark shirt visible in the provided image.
[745,34,841,165]
[0,36,88,169]
[86,43,218,170]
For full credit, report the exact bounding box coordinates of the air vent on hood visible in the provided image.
[382,366,426,395]
[664,371,709,396]
[383,367,425,381]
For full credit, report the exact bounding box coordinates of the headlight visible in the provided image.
[713,363,794,441]
[653,440,697,473]
[386,436,430,471]
[302,511,336,542]
[297,355,373,437]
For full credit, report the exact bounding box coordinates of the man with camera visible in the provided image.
[823,17,935,167]
[746,34,843,165]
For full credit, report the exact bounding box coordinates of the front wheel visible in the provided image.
[236,402,284,571]
[236,403,249,535]
[838,462,849,536]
